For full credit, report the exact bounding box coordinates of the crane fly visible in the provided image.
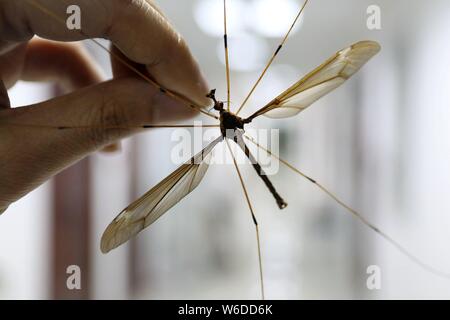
[17,0,450,299]
[101,39,380,250]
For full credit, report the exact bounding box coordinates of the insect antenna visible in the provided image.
[235,0,309,116]
[25,0,218,121]
[223,0,231,112]
[244,134,450,280]
[225,139,265,300]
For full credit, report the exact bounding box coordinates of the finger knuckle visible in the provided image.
[87,83,132,145]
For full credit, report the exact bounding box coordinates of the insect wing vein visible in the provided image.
[248,41,381,120]
[100,136,223,253]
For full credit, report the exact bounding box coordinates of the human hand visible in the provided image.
[0,0,210,213]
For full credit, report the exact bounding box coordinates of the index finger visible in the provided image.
[0,0,210,106]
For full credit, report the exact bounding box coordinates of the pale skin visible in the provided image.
[0,0,210,213]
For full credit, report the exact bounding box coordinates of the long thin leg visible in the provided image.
[233,132,287,209]
[3,123,220,130]
[236,0,309,116]
[225,139,265,300]
[223,0,231,111]
[244,134,450,279]
[25,0,218,121]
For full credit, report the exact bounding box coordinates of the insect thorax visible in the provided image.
[220,110,245,138]
[206,89,247,137]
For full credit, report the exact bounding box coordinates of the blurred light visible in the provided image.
[249,0,302,38]
[216,33,269,72]
[194,0,247,37]
[244,64,300,103]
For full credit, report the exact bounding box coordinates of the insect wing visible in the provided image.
[101,136,223,253]
[249,41,381,119]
